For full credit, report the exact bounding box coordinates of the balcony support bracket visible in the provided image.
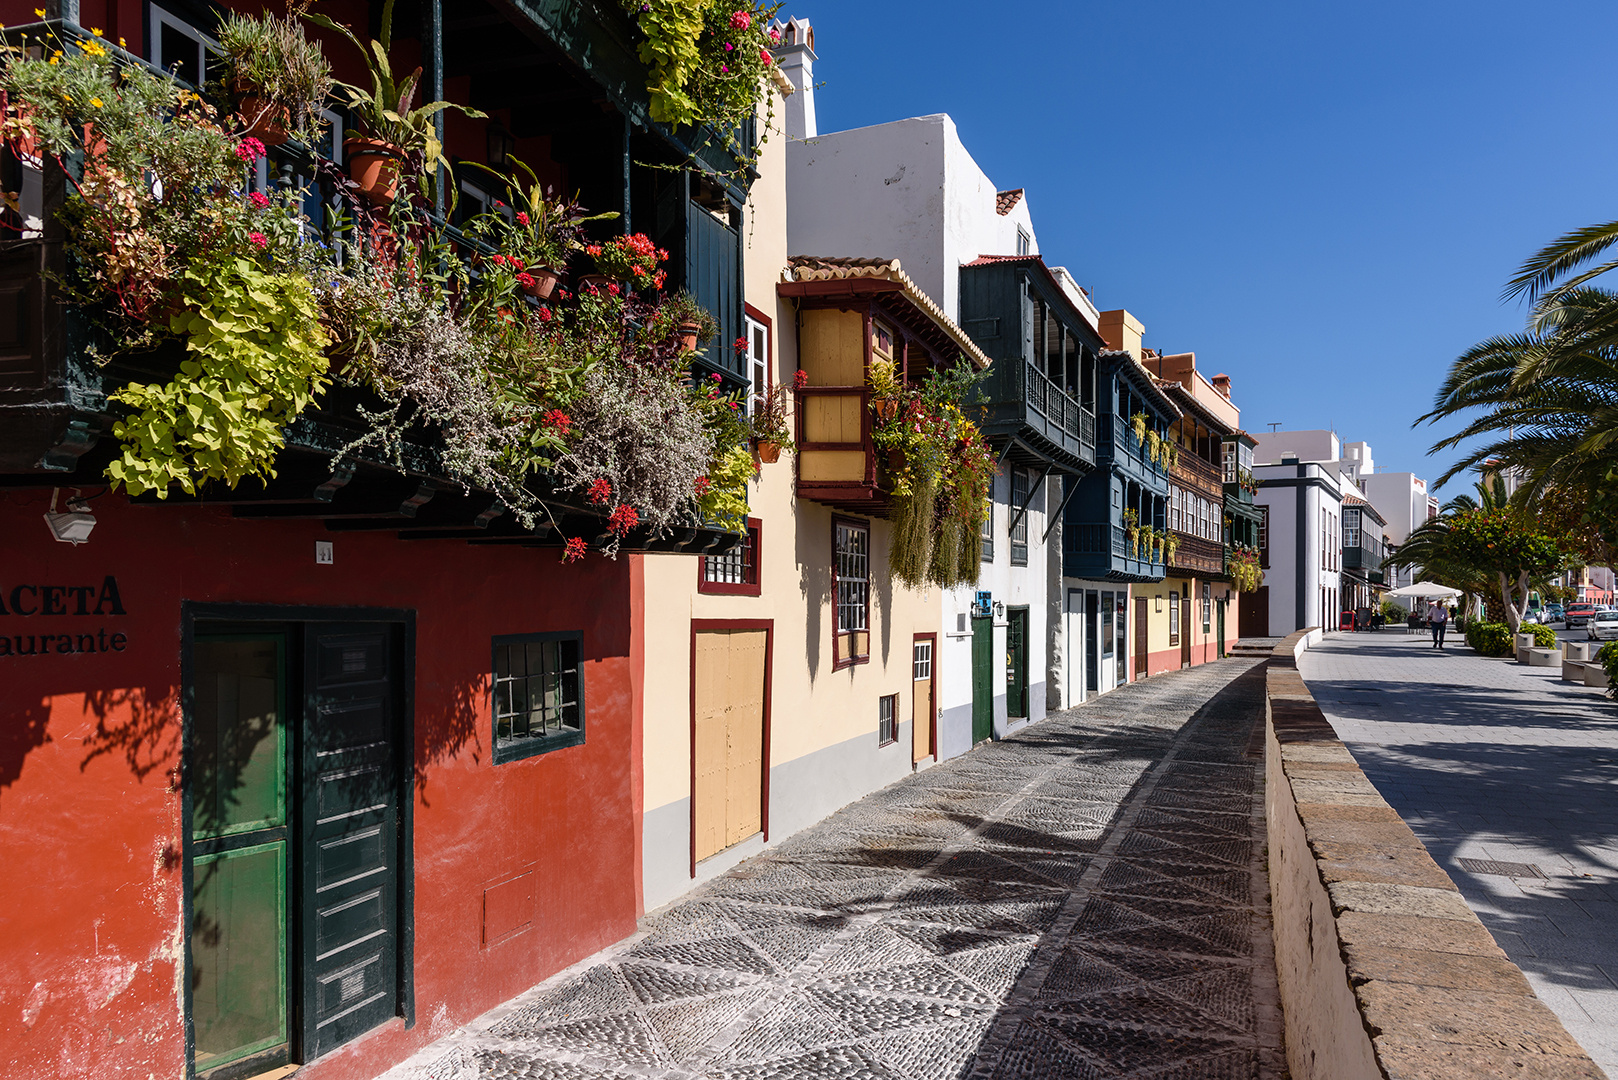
[1042,474,1081,543]
[1007,463,1053,541]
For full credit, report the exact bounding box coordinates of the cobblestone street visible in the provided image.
[388,659,1283,1080]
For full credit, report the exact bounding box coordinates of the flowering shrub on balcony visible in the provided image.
[1228,544,1264,592]
[870,367,995,589]
[1,27,749,556]
[621,0,783,157]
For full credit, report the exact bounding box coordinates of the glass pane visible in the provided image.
[191,842,287,1071]
[525,641,547,679]
[192,640,283,839]
[494,644,512,681]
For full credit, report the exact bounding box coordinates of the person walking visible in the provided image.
[1430,601,1450,648]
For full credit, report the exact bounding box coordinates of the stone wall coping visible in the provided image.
[1265,628,1599,1079]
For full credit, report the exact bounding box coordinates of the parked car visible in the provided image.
[1589,610,1618,641]
[1566,603,1598,628]
[1545,603,1566,624]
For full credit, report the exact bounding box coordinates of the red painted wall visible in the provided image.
[0,488,643,1080]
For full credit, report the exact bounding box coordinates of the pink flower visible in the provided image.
[249,191,270,209]
[769,28,781,43]
[729,10,751,30]
[724,42,734,51]
[760,49,772,64]
[720,64,729,73]
[793,369,808,390]
[515,211,530,226]
[561,536,587,563]
[235,137,266,163]
[247,231,267,248]
[711,374,723,381]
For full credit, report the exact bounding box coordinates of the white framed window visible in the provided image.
[1016,227,1031,256]
[149,6,214,86]
[744,313,769,415]
[1222,440,1236,483]
[913,640,933,681]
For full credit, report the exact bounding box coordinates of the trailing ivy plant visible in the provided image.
[107,259,329,496]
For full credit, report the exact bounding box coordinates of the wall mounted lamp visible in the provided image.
[44,487,95,545]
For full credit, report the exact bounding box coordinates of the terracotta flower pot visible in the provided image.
[521,266,560,300]
[344,137,404,206]
[678,321,702,352]
[237,95,290,147]
[873,398,898,420]
[756,440,782,464]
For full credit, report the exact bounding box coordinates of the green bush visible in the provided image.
[1600,642,1618,700]
[1381,600,1408,623]
[1465,621,1514,657]
[1523,622,1560,649]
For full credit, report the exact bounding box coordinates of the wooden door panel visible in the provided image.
[693,630,767,862]
[1134,599,1148,678]
[692,632,729,862]
[302,625,398,1059]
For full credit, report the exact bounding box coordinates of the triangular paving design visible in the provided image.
[815,959,996,1006]
[516,1011,666,1069]
[803,984,990,1037]
[882,920,1028,959]
[1039,983,1245,1036]
[618,961,753,1005]
[742,918,846,972]
[941,941,1039,999]
[1034,946,1140,1000]
[491,965,638,1034]
[642,988,768,1058]
[815,924,937,975]
[866,1017,994,1079]
[1035,1013,1239,1074]
[708,991,850,1065]
[985,1019,1109,1080]
[1156,967,1255,1030]
[705,1043,911,1080]
[887,896,1065,934]
[627,934,776,975]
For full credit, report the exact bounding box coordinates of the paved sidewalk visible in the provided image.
[1300,631,1618,1076]
[388,660,1283,1080]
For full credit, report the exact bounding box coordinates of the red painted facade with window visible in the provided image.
[0,488,648,1080]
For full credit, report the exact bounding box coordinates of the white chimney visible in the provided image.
[773,17,816,140]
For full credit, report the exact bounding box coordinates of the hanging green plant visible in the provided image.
[107,259,329,496]
[1145,427,1161,461]
[1131,411,1148,443]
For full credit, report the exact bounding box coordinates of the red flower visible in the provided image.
[730,9,751,29]
[494,200,505,208]
[734,337,749,353]
[760,49,772,64]
[538,306,553,322]
[543,409,572,433]
[516,272,536,288]
[249,191,270,209]
[515,211,530,226]
[586,244,602,257]
[653,270,667,289]
[694,476,712,496]
[793,369,809,390]
[235,137,266,163]
[632,264,645,276]
[587,477,613,505]
[247,231,267,248]
[711,374,723,381]
[561,536,587,563]
[492,254,508,267]
[607,283,620,296]
[512,257,525,269]
[608,504,640,536]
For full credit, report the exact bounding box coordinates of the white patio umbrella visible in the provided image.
[1388,581,1463,600]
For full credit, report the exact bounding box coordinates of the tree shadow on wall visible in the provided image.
[79,684,182,784]
[0,698,52,809]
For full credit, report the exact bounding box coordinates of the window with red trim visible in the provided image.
[832,516,871,669]
[699,518,762,596]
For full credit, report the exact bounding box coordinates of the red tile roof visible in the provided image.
[995,189,1024,216]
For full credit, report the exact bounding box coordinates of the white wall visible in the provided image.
[1255,462,1343,634]
[1253,430,1340,467]
[788,114,1034,317]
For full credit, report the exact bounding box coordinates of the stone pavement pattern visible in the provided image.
[390,659,1283,1080]
[1300,631,1618,1076]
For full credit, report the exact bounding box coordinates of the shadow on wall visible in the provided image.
[798,503,826,682]
[0,699,52,807]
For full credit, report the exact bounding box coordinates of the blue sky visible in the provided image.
[794,0,1618,492]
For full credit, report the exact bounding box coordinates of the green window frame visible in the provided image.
[492,631,586,763]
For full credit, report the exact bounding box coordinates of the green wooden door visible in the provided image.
[189,635,292,1077]
[971,616,993,744]
[301,625,400,1058]
[1006,608,1029,720]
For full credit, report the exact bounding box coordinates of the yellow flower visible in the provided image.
[119,36,126,47]
[90,26,102,36]
[90,97,102,108]
[79,39,107,57]
[34,7,45,17]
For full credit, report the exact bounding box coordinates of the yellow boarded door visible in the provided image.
[912,636,934,762]
[693,630,767,862]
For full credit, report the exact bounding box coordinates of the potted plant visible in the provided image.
[308,0,486,205]
[216,5,333,147]
[1165,533,1180,564]
[464,158,617,299]
[1131,411,1148,444]
[1122,507,1139,548]
[582,233,668,293]
[1167,443,1179,471]
[750,384,794,463]
[660,290,719,353]
[868,356,900,418]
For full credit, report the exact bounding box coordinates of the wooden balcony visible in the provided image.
[1171,450,1222,499]
[1064,521,1167,583]
[1168,533,1225,577]
[978,361,1096,473]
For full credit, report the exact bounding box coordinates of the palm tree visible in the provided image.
[1385,480,1501,621]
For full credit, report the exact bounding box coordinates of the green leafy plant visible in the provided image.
[621,0,783,139]
[107,259,329,496]
[584,233,668,291]
[749,383,794,450]
[215,4,333,141]
[1122,507,1139,534]
[464,157,617,270]
[620,0,708,127]
[1131,411,1147,443]
[1464,621,1514,657]
[1380,600,1408,623]
[660,290,721,349]
[1598,641,1618,699]
[699,444,753,532]
[1521,622,1560,649]
[307,0,485,176]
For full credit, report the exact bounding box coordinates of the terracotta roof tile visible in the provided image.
[783,257,991,369]
[995,189,1024,216]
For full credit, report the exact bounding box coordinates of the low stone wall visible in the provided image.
[1265,630,1602,1079]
